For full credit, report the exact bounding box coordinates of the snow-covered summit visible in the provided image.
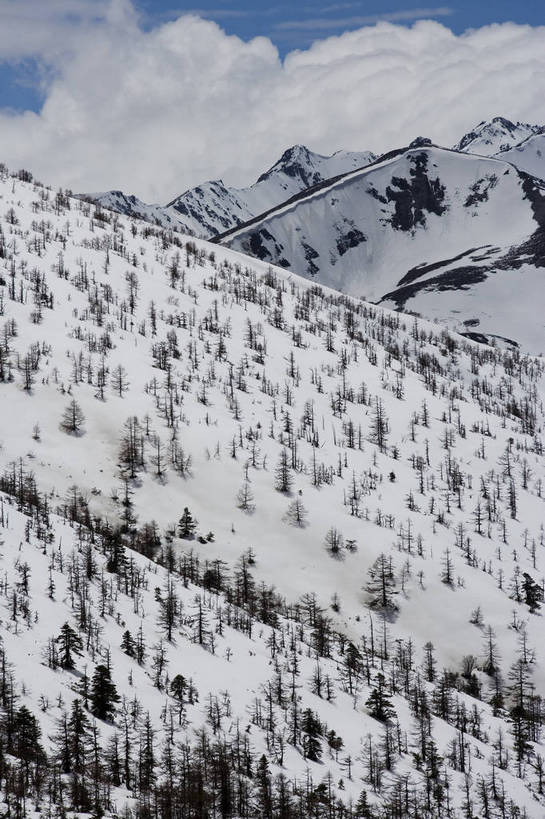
[455,116,543,156]
[256,144,375,188]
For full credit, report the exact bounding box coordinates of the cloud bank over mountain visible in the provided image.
[0,0,544,200]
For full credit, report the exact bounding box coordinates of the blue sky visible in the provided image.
[1,0,543,113]
[137,0,543,49]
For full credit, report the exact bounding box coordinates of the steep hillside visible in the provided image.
[1,163,545,818]
[220,143,545,352]
[86,145,376,239]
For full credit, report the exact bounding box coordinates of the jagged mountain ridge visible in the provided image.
[219,142,545,352]
[86,144,376,238]
[2,161,545,817]
[455,116,544,157]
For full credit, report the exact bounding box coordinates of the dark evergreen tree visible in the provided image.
[121,630,136,657]
[66,698,91,810]
[253,754,273,818]
[300,708,323,761]
[522,572,543,613]
[9,705,46,787]
[178,506,197,539]
[157,577,180,641]
[90,664,120,721]
[366,673,395,723]
[56,622,83,670]
[274,448,292,493]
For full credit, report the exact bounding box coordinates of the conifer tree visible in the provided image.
[90,664,120,721]
[300,708,323,761]
[366,673,395,723]
[121,630,136,657]
[178,506,197,539]
[274,448,292,493]
[365,554,398,613]
[56,622,83,670]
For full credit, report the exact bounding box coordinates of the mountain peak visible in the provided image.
[256,144,320,185]
[409,136,433,149]
[455,116,542,155]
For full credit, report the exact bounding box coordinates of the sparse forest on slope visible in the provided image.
[1,162,545,818]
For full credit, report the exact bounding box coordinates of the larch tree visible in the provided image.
[60,398,85,434]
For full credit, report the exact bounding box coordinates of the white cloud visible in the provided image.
[0,0,125,60]
[0,1,544,203]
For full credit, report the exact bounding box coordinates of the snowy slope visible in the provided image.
[455,116,543,156]
[2,163,545,817]
[221,143,545,352]
[497,133,545,180]
[85,145,376,239]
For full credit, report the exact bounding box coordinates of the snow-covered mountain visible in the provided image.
[85,145,376,238]
[85,122,545,352]
[220,141,545,352]
[455,116,544,156]
[455,117,545,180]
[2,160,545,817]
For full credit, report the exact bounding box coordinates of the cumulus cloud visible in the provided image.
[0,1,544,202]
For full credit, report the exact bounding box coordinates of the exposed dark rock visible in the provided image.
[380,266,489,310]
[409,137,433,149]
[385,153,446,231]
[464,175,498,208]
[336,228,366,256]
[302,242,320,276]
[367,185,388,204]
[243,228,283,262]
[397,247,490,287]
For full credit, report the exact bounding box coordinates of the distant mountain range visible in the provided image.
[84,145,376,237]
[83,117,545,351]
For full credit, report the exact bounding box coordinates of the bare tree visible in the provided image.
[60,398,85,434]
